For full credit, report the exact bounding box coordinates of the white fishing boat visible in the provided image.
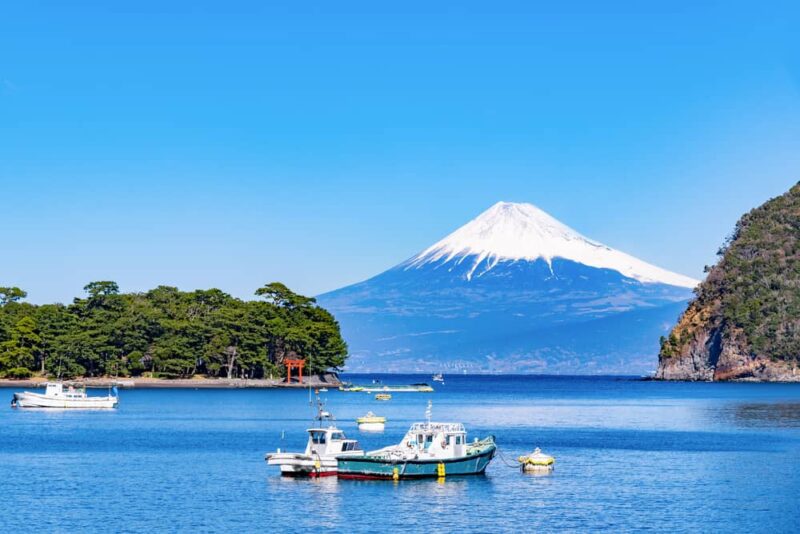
[266,425,364,477]
[265,394,364,477]
[356,411,386,432]
[432,373,444,383]
[338,402,496,480]
[11,382,119,409]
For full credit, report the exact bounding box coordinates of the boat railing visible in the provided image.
[408,422,465,433]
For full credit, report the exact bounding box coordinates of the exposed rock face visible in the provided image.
[657,183,800,381]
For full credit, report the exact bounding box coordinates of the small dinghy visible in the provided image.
[11,382,118,409]
[356,412,386,432]
[375,393,391,401]
[518,448,555,473]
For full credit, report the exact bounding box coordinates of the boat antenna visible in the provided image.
[425,400,432,428]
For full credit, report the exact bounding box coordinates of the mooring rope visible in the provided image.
[494,447,520,468]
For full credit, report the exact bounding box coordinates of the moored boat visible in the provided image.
[340,383,434,393]
[432,373,444,383]
[11,382,118,409]
[356,411,386,432]
[518,447,555,474]
[337,404,496,480]
[266,425,364,477]
[375,393,391,401]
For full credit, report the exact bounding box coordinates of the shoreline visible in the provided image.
[0,373,341,389]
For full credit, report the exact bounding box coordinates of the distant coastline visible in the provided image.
[0,372,341,389]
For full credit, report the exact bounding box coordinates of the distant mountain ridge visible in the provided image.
[319,201,697,374]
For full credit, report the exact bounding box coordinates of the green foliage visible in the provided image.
[0,281,348,379]
[4,367,32,379]
[0,287,27,306]
[669,182,800,361]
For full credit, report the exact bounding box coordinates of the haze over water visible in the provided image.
[2,375,799,532]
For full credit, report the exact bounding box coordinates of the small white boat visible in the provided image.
[266,425,364,477]
[375,393,391,401]
[518,448,555,473]
[356,411,386,432]
[432,373,444,383]
[12,382,118,409]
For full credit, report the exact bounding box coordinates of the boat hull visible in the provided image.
[337,443,496,480]
[266,452,340,477]
[357,422,385,432]
[12,392,118,409]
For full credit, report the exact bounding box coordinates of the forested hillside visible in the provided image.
[0,282,347,379]
[658,182,800,381]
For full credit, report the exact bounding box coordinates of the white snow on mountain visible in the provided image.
[407,201,699,288]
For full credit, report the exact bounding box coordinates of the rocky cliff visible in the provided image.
[657,183,800,381]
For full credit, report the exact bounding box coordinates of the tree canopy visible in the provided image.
[0,283,348,379]
[660,182,800,363]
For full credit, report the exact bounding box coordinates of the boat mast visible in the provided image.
[425,400,432,429]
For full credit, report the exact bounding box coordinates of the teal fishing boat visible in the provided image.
[337,403,496,480]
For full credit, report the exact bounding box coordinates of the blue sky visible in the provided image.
[1,1,798,304]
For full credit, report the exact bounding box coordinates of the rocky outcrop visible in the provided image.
[657,183,800,381]
[655,304,798,380]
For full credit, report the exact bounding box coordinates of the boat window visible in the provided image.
[310,432,326,444]
[417,434,424,444]
[455,436,463,445]
[331,432,345,441]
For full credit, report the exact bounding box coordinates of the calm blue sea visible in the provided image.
[2,375,799,533]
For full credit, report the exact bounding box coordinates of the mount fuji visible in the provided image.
[318,202,698,374]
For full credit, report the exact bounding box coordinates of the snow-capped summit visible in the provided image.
[408,201,698,288]
[318,200,698,374]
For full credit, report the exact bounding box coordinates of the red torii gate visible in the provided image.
[284,358,306,384]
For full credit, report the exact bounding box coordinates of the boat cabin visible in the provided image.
[304,427,362,458]
[44,383,87,399]
[401,422,467,459]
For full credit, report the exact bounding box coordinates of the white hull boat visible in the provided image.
[267,451,341,477]
[12,383,118,409]
[266,426,364,477]
[337,403,496,480]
